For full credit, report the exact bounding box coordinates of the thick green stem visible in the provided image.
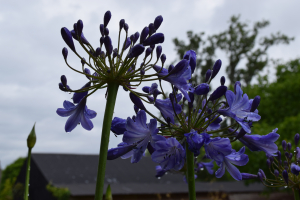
[185,143,196,200]
[294,188,300,200]
[94,82,119,200]
[24,148,32,200]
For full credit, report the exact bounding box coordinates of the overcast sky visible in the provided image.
[1,0,300,168]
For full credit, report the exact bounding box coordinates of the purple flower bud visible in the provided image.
[154,15,163,30]
[71,30,90,45]
[147,96,154,103]
[150,44,155,50]
[133,32,140,44]
[140,69,145,76]
[104,11,111,28]
[282,170,289,185]
[84,68,91,80]
[145,47,152,58]
[73,23,78,35]
[104,36,113,55]
[58,83,70,92]
[234,81,241,94]
[211,59,222,79]
[220,76,225,85]
[123,37,131,50]
[143,33,164,46]
[285,151,289,159]
[61,27,76,52]
[250,96,261,112]
[77,20,83,36]
[129,92,146,110]
[148,23,155,35]
[160,54,166,64]
[168,65,174,73]
[81,58,86,66]
[100,51,105,58]
[60,75,67,87]
[257,172,264,182]
[258,169,266,179]
[95,47,101,57]
[124,23,129,32]
[282,140,287,151]
[62,47,68,60]
[130,34,135,42]
[142,86,150,93]
[266,159,271,168]
[277,150,282,164]
[99,24,104,36]
[100,36,105,46]
[111,117,126,135]
[241,173,258,180]
[205,69,211,82]
[291,163,300,175]
[195,83,209,95]
[104,28,109,36]
[156,45,162,60]
[119,19,125,29]
[287,142,292,151]
[289,153,293,160]
[140,27,149,44]
[134,105,139,114]
[208,86,227,101]
[127,44,145,58]
[295,133,300,146]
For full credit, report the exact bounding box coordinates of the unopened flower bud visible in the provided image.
[257,172,264,182]
[145,47,152,58]
[156,45,162,60]
[103,11,111,28]
[287,142,292,151]
[134,105,139,114]
[209,86,227,101]
[100,51,105,58]
[61,27,76,52]
[154,15,163,30]
[119,19,125,30]
[160,54,166,65]
[211,59,221,79]
[104,28,109,36]
[104,36,113,55]
[282,170,289,185]
[62,47,68,60]
[148,23,155,35]
[123,37,131,50]
[95,47,101,57]
[61,75,67,87]
[130,92,146,110]
[295,133,300,146]
[27,123,37,149]
[143,33,164,46]
[140,27,149,44]
[142,86,150,93]
[241,173,258,180]
[274,169,279,177]
[81,58,86,66]
[124,23,129,32]
[250,96,261,112]
[128,44,145,58]
[291,163,300,176]
[195,83,209,95]
[205,69,211,82]
[147,96,154,103]
[77,19,83,36]
[282,140,287,151]
[99,24,104,36]
[140,69,145,76]
[84,68,91,80]
[220,76,225,85]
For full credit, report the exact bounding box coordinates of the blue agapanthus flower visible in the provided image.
[153,59,194,102]
[183,50,197,74]
[204,137,232,161]
[111,117,127,135]
[218,83,261,133]
[234,128,280,156]
[184,130,210,156]
[215,147,249,181]
[107,110,164,163]
[152,137,186,171]
[56,98,97,132]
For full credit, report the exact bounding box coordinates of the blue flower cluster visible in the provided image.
[57,11,167,132]
[108,50,280,181]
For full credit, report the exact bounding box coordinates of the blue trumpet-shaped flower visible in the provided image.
[152,137,186,171]
[153,59,194,102]
[218,83,261,133]
[56,98,97,132]
[205,137,232,161]
[184,130,210,156]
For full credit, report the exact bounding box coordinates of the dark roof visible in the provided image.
[32,153,264,196]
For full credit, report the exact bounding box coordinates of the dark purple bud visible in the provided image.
[73,23,78,35]
[156,45,162,60]
[168,65,174,73]
[208,86,227,101]
[188,93,194,108]
[84,68,91,80]
[257,172,264,182]
[154,15,163,30]
[61,27,76,52]
[287,142,292,151]
[295,133,300,146]
[62,47,68,60]
[81,58,86,66]
[124,23,129,32]
[130,34,135,43]
[160,54,166,65]
[250,96,261,112]
[211,59,222,79]
[134,105,139,114]
[104,28,109,36]
[266,159,271,168]
[234,81,241,94]
[169,93,174,102]
[195,83,209,95]
[123,37,131,50]
[289,153,293,160]
[133,32,140,44]
[103,11,111,28]
[130,92,146,110]
[205,69,211,82]
[100,36,105,46]
[277,151,282,164]
[150,44,155,50]
[140,27,149,44]
[70,30,90,45]
[145,47,152,58]
[100,51,105,58]
[119,19,125,29]
[220,76,225,85]
[143,33,164,46]
[95,47,101,57]
[282,170,289,185]
[241,173,258,180]
[59,83,70,92]
[284,160,288,167]
[274,169,279,177]
[113,51,118,58]
[60,75,67,87]
[104,36,113,55]
[258,169,266,179]
[147,96,154,103]
[148,23,155,35]
[140,69,145,75]
[77,20,83,36]
[285,152,289,159]
[99,24,104,36]
[169,60,188,76]
[269,156,274,163]
[282,140,287,151]
[127,44,145,58]
[142,86,150,93]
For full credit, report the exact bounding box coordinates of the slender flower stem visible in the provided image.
[24,148,32,200]
[294,188,300,200]
[94,82,119,200]
[186,143,196,200]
